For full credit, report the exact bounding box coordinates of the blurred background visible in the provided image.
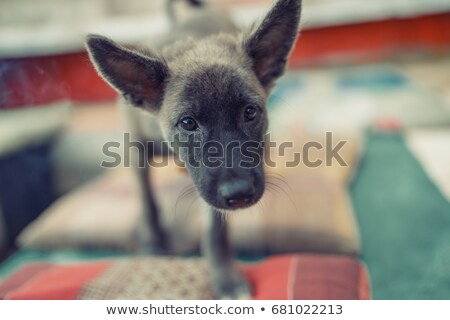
[0,0,449,299]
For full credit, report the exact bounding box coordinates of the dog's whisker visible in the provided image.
[174,187,196,209]
[266,172,291,188]
[266,173,294,194]
[265,182,281,194]
[174,185,197,220]
[266,180,298,215]
[219,209,228,224]
[177,190,197,216]
[269,177,295,205]
[178,184,196,198]
[174,187,195,209]
[186,194,201,218]
[255,200,265,216]
[260,195,269,214]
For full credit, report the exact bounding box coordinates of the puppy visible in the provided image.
[86,0,302,299]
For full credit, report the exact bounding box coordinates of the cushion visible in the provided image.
[17,157,360,255]
[0,254,370,300]
[17,166,199,254]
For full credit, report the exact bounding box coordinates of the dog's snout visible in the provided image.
[218,179,255,209]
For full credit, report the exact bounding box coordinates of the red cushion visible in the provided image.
[0,254,369,300]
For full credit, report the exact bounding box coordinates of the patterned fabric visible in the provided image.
[80,257,213,300]
[0,254,370,300]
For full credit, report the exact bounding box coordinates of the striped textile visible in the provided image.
[0,254,370,300]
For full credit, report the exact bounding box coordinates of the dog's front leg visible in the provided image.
[135,165,168,254]
[202,208,251,299]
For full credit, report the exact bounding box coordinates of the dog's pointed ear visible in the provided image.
[243,0,302,92]
[85,34,168,112]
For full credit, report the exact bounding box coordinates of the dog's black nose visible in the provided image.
[219,179,255,209]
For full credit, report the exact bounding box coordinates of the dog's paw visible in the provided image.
[212,269,252,300]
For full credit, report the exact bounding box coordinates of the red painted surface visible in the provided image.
[289,12,450,67]
[2,12,450,109]
[1,53,117,109]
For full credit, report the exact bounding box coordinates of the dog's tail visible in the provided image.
[166,0,204,25]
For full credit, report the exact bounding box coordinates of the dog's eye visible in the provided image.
[244,105,258,122]
[179,117,198,131]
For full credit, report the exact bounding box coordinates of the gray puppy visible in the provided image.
[86,0,302,299]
